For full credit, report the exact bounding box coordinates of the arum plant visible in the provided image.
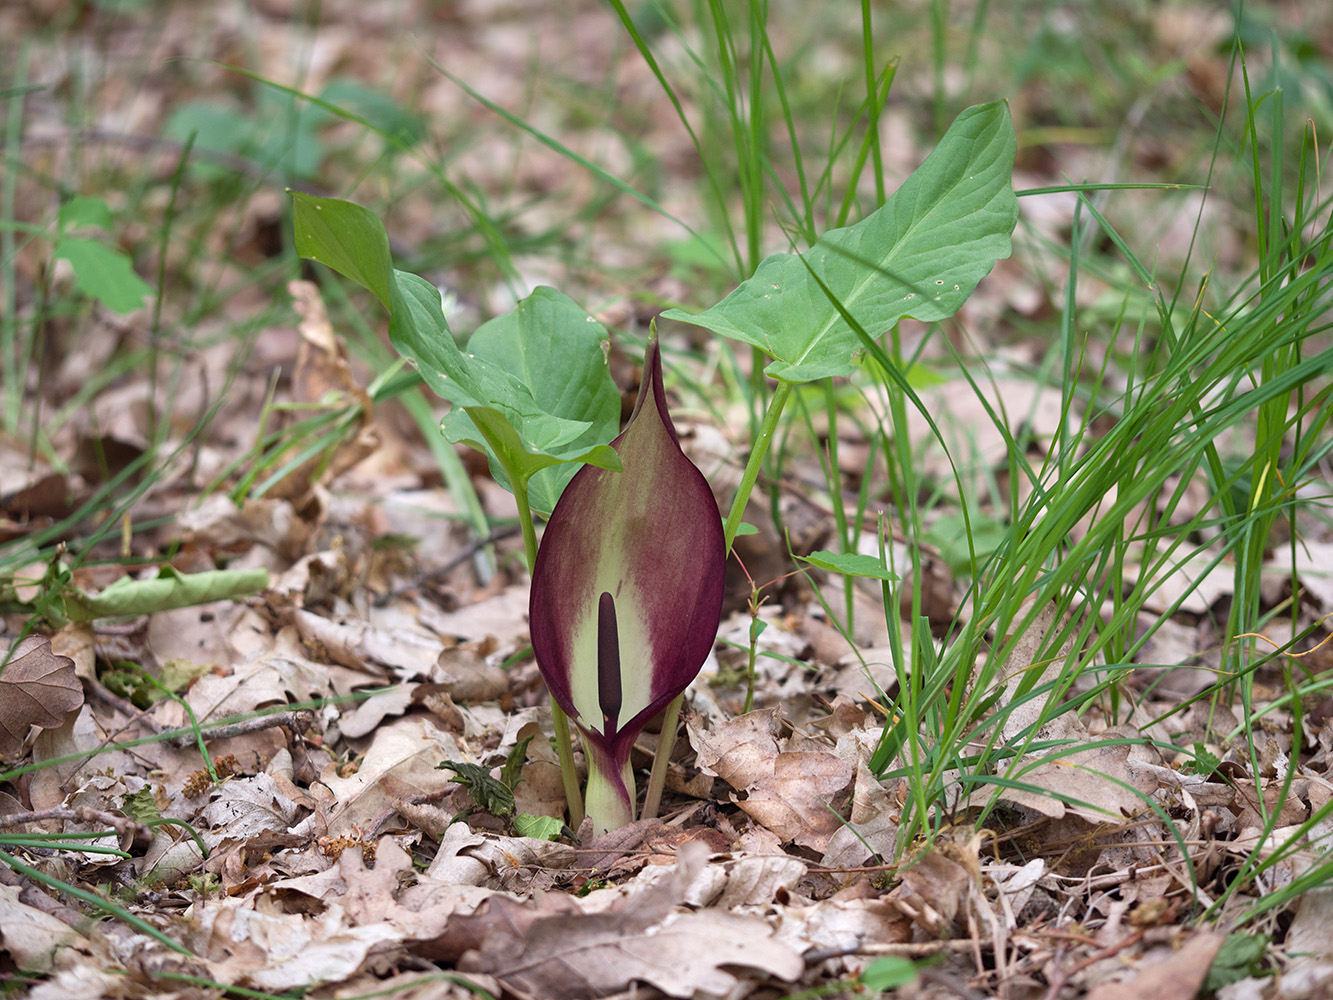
[529,335,725,834]
[290,101,1017,834]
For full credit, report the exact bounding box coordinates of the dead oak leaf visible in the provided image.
[0,635,82,759]
[774,892,911,960]
[1084,930,1224,1000]
[431,842,803,999]
[887,838,985,938]
[690,708,782,789]
[200,772,302,841]
[690,709,854,850]
[187,895,399,992]
[0,883,92,972]
[979,741,1159,823]
[453,897,803,999]
[738,750,854,852]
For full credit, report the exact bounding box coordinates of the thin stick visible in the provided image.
[0,806,151,844]
[165,710,313,748]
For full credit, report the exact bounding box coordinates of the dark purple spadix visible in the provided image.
[529,335,725,833]
[597,592,621,732]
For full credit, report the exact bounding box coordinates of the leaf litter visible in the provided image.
[4,2,1333,999]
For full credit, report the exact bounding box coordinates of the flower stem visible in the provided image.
[640,692,683,820]
[549,698,585,829]
[723,378,794,553]
[511,469,584,828]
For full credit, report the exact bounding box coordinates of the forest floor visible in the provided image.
[3,1,1333,998]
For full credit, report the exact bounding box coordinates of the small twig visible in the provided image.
[858,940,978,957]
[1040,929,1144,1000]
[381,524,523,603]
[0,806,151,844]
[432,524,522,579]
[165,710,314,748]
[804,940,977,963]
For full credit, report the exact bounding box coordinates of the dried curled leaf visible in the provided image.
[0,636,83,758]
[438,844,803,998]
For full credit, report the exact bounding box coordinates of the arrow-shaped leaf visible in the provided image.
[292,193,621,514]
[662,101,1018,382]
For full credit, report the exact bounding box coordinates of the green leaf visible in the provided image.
[800,549,898,581]
[923,509,1009,574]
[319,79,425,149]
[1204,933,1270,993]
[859,956,918,992]
[514,813,564,840]
[437,760,515,817]
[291,193,395,306]
[166,97,325,179]
[291,192,622,514]
[164,102,251,158]
[1183,741,1222,777]
[52,237,154,314]
[159,658,216,695]
[662,102,1017,382]
[120,788,162,826]
[58,195,114,234]
[64,567,269,621]
[500,735,534,790]
[464,287,622,512]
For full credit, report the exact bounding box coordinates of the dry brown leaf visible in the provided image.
[291,607,444,679]
[690,707,785,790]
[200,772,304,843]
[887,840,982,937]
[700,854,809,910]
[0,635,83,759]
[317,715,460,836]
[0,884,92,972]
[442,844,804,998]
[187,895,400,992]
[990,742,1160,822]
[290,280,369,409]
[1296,541,1333,609]
[822,757,900,868]
[738,750,854,851]
[23,965,123,1000]
[49,623,96,683]
[511,756,568,819]
[271,837,492,944]
[417,585,532,649]
[995,599,1083,745]
[690,709,853,849]
[430,641,510,702]
[259,280,377,501]
[774,893,911,961]
[1084,930,1224,1000]
[178,493,312,562]
[1281,886,1333,998]
[340,684,418,739]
